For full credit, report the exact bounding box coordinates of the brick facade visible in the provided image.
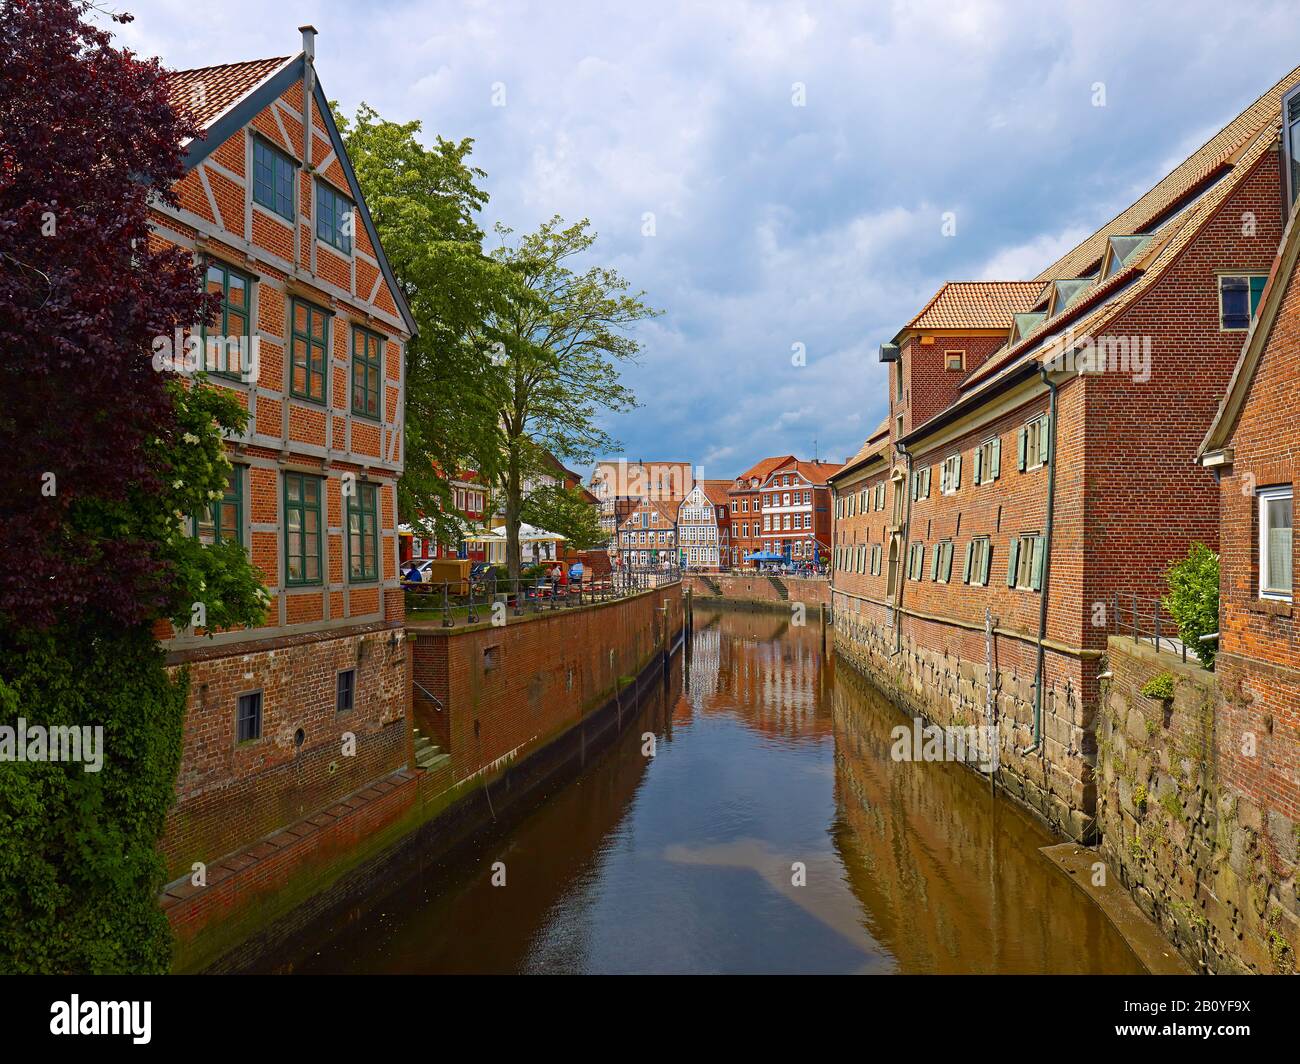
[833,70,1300,837]
[153,36,414,877]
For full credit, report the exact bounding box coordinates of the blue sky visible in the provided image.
[115,0,1300,480]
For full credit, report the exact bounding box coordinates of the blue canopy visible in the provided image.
[746,551,786,562]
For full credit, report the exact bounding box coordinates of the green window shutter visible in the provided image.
[931,545,940,580]
[1017,428,1027,471]
[943,542,954,582]
[991,437,1001,480]
[1249,274,1266,316]
[923,467,931,497]
[1007,538,1020,587]
[973,446,982,485]
[962,541,973,583]
[911,473,918,500]
[1038,417,1050,465]
[1031,535,1045,590]
[981,542,992,584]
[954,453,962,489]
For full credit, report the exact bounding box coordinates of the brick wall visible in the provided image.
[1097,638,1297,974]
[160,622,409,879]
[1215,183,1300,828]
[410,584,684,785]
[686,573,830,610]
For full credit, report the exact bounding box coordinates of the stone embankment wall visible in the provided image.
[1097,637,1297,975]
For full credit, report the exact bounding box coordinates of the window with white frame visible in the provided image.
[1019,416,1049,471]
[1008,533,1044,591]
[1259,486,1293,600]
[965,537,991,586]
[973,436,1001,485]
[939,454,962,495]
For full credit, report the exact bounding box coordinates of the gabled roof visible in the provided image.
[166,57,292,128]
[902,62,1300,446]
[1199,201,1300,462]
[627,498,680,524]
[732,455,795,488]
[698,479,733,506]
[828,418,892,484]
[763,458,844,486]
[896,281,1043,337]
[1035,64,1300,282]
[163,51,417,337]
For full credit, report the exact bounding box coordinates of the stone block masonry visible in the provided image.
[1097,637,1298,975]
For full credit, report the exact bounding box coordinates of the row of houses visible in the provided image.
[592,455,843,569]
[829,62,1300,882]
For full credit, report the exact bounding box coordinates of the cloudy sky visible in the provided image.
[112,0,1299,479]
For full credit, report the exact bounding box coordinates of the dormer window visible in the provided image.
[1102,234,1152,279]
[1009,311,1046,347]
[1046,278,1091,318]
[944,350,965,372]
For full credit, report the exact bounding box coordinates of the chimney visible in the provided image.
[299,24,317,64]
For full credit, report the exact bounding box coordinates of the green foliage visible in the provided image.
[487,216,659,578]
[1163,543,1219,669]
[521,483,604,551]
[0,625,186,972]
[1140,671,1175,701]
[338,104,513,544]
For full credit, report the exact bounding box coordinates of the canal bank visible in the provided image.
[163,582,684,973]
[247,604,1143,974]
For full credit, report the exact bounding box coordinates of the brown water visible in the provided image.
[257,606,1142,974]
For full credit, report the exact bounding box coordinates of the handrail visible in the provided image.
[412,679,444,711]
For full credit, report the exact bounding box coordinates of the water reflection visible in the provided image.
[254,605,1141,974]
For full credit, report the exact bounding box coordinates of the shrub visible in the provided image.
[1140,672,1176,701]
[1163,544,1219,669]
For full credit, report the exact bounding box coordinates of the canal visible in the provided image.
[257,605,1142,974]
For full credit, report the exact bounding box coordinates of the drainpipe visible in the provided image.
[893,442,913,656]
[1021,366,1059,756]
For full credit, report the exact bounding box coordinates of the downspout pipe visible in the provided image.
[1022,366,1059,756]
[894,442,913,656]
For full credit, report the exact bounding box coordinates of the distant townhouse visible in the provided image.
[154,28,416,877]
[592,458,692,558]
[400,468,489,563]
[616,498,679,567]
[677,479,732,570]
[758,458,842,565]
[1198,187,1300,832]
[833,64,1300,839]
[727,455,792,568]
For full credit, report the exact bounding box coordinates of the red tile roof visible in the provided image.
[164,57,291,127]
[900,281,1044,333]
[734,455,795,487]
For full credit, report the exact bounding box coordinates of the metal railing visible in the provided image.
[403,566,682,628]
[1109,591,1189,664]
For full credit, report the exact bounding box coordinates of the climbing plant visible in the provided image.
[1162,544,1219,670]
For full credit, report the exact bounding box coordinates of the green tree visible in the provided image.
[521,481,605,551]
[0,0,266,972]
[339,105,514,549]
[1163,543,1219,669]
[488,217,658,581]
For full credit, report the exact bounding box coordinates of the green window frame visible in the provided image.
[194,465,245,547]
[252,137,295,220]
[316,179,353,254]
[347,482,380,582]
[290,298,329,404]
[351,327,383,419]
[284,472,323,586]
[201,261,252,379]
